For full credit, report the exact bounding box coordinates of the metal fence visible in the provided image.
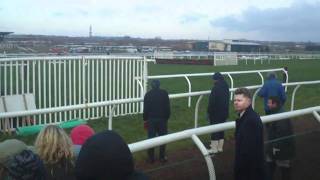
[0,56,147,128]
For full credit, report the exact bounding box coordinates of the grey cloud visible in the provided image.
[211,2,320,41]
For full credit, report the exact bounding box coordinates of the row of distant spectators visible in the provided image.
[0,125,148,180]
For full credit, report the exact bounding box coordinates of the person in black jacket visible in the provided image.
[143,79,170,163]
[265,96,295,180]
[233,88,265,180]
[207,72,230,153]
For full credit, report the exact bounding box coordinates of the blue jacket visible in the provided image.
[258,78,286,111]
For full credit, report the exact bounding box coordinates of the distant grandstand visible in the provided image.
[0,32,13,42]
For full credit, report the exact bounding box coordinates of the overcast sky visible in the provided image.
[1,0,319,41]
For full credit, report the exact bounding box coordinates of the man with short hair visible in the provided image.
[265,96,295,180]
[143,79,171,163]
[258,72,286,114]
[233,88,265,180]
[207,72,230,153]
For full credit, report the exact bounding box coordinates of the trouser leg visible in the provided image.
[158,121,168,159]
[280,167,292,180]
[266,160,276,180]
[147,121,156,161]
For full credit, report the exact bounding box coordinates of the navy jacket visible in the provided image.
[234,106,265,180]
[258,78,286,112]
[207,79,230,122]
[143,88,170,121]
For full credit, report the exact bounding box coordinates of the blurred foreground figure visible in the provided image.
[75,130,148,180]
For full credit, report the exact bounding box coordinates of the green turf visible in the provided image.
[1,59,320,161]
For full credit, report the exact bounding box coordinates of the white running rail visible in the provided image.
[146,68,288,106]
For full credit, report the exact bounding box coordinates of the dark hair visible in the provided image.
[212,72,224,81]
[268,96,281,106]
[234,88,252,99]
[151,80,160,89]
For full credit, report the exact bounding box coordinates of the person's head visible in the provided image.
[212,72,224,83]
[267,71,277,80]
[234,88,252,113]
[35,125,74,164]
[70,125,95,145]
[75,130,135,180]
[0,139,46,180]
[151,79,160,89]
[267,96,281,111]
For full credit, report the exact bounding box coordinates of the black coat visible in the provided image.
[207,79,230,123]
[234,106,265,180]
[143,88,170,121]
[266,108,295,160]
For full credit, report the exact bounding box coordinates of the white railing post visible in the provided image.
[312,111,320,123]
[227,73,234,100]
[142,57,148,113]
[258,72,264,85]
[108,105,118,130]
[252,88,261,110]
[291,85,301,111]
[283,68,289,92]
[194,95,204,128]
[184,75,192,107]
[191,135,216,180]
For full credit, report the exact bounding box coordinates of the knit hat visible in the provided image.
[75,130,134,180]
[212,72,224,81]
[0,139,28,165]
[70,125,95,145]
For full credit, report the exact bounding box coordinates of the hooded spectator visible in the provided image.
[207,72,230,153]
[0,139,46,180]
[70,124,95,157]
[75,130,148,180]
[70,125,95,145]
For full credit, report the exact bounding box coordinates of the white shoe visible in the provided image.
[210,140,219,153]
[218,139,224,152]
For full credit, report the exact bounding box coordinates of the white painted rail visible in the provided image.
[146,68,288,105]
